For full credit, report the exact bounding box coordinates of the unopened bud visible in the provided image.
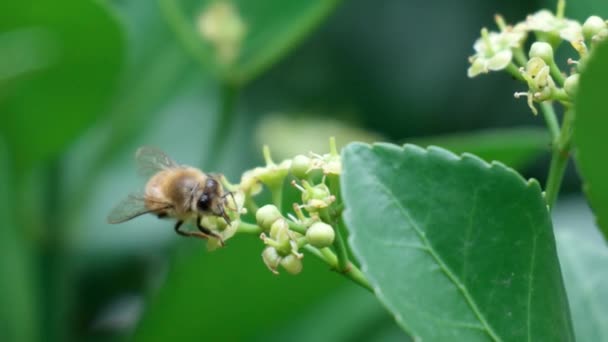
[280,254,303,275]
[256,205,282,231]
[564,74,579,97]
[583,16,606,40]
[290,155,311,179]
[529,42,554,64]
[306,222,335,248]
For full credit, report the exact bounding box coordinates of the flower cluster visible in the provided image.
[197,1,246,65]
[467,0,606,114]
[228,138,343,275]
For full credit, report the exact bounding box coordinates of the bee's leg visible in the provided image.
[174,220,189,237]
[222,191,237,210]
[217,205,231,225]
[196,216,225,246]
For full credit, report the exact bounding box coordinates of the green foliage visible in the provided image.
[409,127,549,170]
[0,0,124,170]
[160,0,342,85]
[341,143,574,341]
[133,237,346,341]
[556,229,608,341]
[0,144,37,342]
[1,0,607,341]
[573,40,608,240]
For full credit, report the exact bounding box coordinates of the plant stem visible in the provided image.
[545,108,575,209]
[244,196,260,215]
[271,185,283,213]
[304,245,372,292]
[237,221,262,234]
[549,62,566,87]
[204,82,239,168]
[287,220,307,235]
[40,160,70,342]
[506,63,525,82]
[320,208,348,271]
[540,102,560,141]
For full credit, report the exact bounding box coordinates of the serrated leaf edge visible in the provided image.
[342,142,548,341]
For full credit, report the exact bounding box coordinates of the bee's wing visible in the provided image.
[135,146,180,178]
[107,193,172,224]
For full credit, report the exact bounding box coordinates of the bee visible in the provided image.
[107,146,231,246]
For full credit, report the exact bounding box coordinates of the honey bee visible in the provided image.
[107,146,231,245]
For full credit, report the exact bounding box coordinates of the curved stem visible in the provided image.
[539,102,560,141]
[304,245,372,292]
[203,82,239,168]
[506,63,525,82]
[545,108,575,209]
[550,62,566,87]
[237,221,262,234]
[287,220,307,235]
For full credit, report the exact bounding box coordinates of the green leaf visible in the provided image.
[0,0,124,170]
[159,0,341,85]
[133,237,346,341]
[0,142,38,342]
[260,285,411,341]
[573,40,608,240]
[556,229,608,341]
[341,142,574,341]
[542,0,608,21]
[409,127,549,170]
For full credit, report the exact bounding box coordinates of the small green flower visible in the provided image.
[467,26,527,78]
[514,57,557,115]
[206,190,245,251]
[526,10,583,44]
[239,146,290,195]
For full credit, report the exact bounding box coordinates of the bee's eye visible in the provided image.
[197,194,211,211]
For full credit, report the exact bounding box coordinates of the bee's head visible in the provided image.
[196,178,223,214]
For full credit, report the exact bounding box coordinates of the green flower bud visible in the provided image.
[302,183,331,203]
[290,154,311,179]
[306,222,335,248]
[270,219,291,254]
[583,16,606,40]
[564,74,579,97]
[280,254,303,275]
[262,247,280,274]
[256,205,282,231]
[592,28,608,47]
[529,42,554,65]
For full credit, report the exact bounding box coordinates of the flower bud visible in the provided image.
[583,16,606,40]
[529,42,554,64]
[302,183,331,203]
[256,205,282,231]
[270,219,291,254]
[280,254,303,275]
[262,247,280,274]
[564,74,579,97]
[306,222,335,248]
[290,155,311,179]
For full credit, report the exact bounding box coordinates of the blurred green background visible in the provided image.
[1,0,606,341]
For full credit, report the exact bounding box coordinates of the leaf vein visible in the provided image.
[368,173,502,342]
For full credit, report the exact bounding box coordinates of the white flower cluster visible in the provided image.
[467,7,606,78]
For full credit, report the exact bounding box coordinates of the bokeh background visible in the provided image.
[1,0,606,341]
